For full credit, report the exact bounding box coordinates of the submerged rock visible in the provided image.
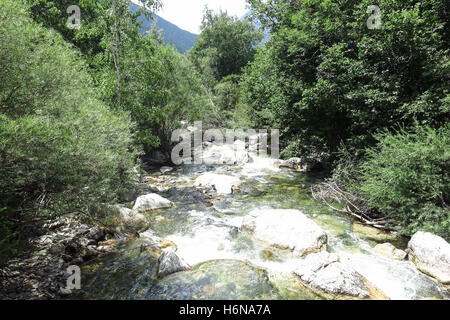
[139,229,177,253]
[294,252,382,299]
[352,223,398,242]
[242,209,328,256]
[194,173,240,195]
[110,206,150,234]
[407,231,450,284]
[157,248,191,278]
[133,259,281,300]
[133,194,173,212]
[374,243,407,261]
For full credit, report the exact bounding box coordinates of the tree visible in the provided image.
[26,0,162,107]
[121,35,217,155]
[243,0,449,160]
[189,8,263,88]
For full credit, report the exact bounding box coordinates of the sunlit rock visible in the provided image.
[294,252,384,299]
[114,206,150,234]
[242,209,328,256]
[157,248,191,278]
[133,194,173,212]
[274,157,318,172]
[374,243,407,261]
[160,166,174,174]
[194,173,240,195]
[408,231,450,284]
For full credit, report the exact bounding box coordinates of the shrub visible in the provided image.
[0,0,139,260]
[353,124,450,239]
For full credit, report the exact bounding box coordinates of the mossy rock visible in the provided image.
[352,223,398,242]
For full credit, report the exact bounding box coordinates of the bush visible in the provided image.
[353,124,450,239]
[0,0,139,260]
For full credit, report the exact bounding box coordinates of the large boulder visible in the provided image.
[133,194,173,212]
[374,243,407,261]
[157,248,191,278]
[407,231,450,284]
[242,209,328,256]
[294,252,381,299]
[194,173,240,195]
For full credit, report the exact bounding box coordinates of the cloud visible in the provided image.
[132,0,249,34]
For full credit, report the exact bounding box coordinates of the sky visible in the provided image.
[131,0,249,34]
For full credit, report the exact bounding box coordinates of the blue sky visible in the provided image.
[131,0,249,34]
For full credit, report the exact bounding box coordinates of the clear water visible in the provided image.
[78,150,450,300]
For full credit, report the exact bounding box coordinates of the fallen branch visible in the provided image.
[311,181,392,231]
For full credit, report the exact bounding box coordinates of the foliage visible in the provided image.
[0,0,139,260]
[351,125,450,239]
[189,8,263,89]
[243,0,450,159]
[24,0,215,156]
[121,36,217,154]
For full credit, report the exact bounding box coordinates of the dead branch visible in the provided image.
[311,181,391,231]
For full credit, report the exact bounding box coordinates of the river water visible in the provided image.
[78,145,449,300]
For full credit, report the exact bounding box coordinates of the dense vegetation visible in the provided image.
[354,124,449,238]
[238,0,449,238]
[0,0,448,262]
[188,8,263,125]
[0,0,214,261]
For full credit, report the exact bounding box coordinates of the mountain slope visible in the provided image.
[130,3,198,53]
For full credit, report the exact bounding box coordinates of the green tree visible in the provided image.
[121,35,217,155]
[189,8,263,88]
[243,0,449,160]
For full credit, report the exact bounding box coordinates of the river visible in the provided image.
[77,143,449,300]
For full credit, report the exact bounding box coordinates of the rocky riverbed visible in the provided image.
[1,141,449,300]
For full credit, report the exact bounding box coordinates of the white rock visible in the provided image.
[374,243,407,261]
[157,248,191,278]
[133,194,173,212]
[294,252,339,282]
[408,231,450,284]
[242,209,328,256]
[194,173,240,195]
[234,140,249,164]
[294,252,370,298]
